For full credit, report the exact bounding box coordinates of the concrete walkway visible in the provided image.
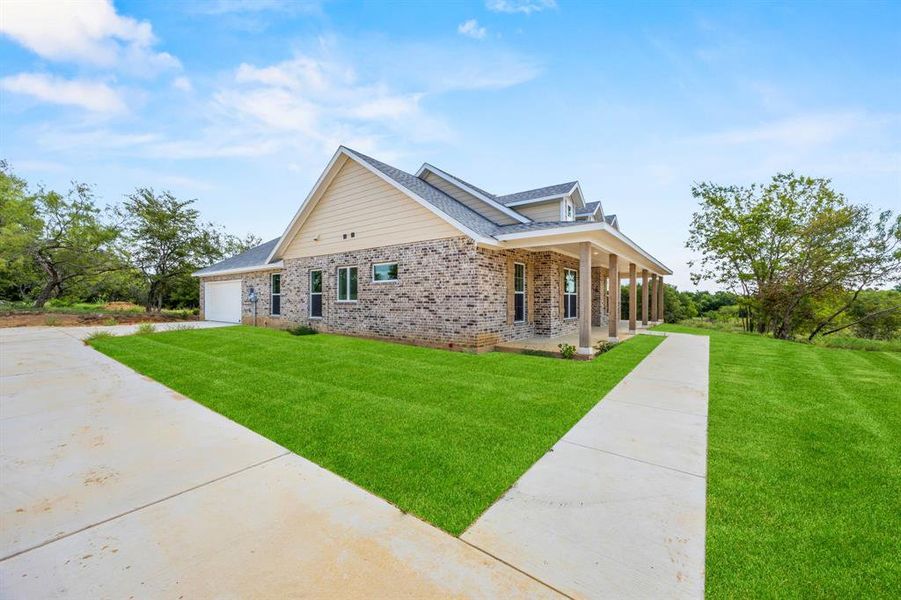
[0,326,558,598]
[463,332,710,599]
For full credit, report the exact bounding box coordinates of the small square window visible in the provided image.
[372,262,398,282]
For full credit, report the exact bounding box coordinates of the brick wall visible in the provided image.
[199,237,595,350]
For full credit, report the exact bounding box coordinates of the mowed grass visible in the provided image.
[656,325,901,597]
[89,326,662,534]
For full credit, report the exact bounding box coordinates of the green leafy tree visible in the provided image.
[0,161,42,300]
[687,173,901,339]
[117,188,260,311]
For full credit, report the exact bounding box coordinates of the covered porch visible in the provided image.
[495,321,655,356]
[495,222,672,359]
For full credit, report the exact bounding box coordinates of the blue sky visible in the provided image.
[2,0,899,290]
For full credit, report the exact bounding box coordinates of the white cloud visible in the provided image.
[458,19,487,40]
[188,0,319,15]
[172,76,193,92]
[698,113,894,147]
[0,0,179,74]
[214,50,454,153]
[1,73,126,113]
[486,0,557,15]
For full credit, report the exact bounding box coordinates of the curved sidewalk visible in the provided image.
[462,332,710,599]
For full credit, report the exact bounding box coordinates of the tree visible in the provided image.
[117,188,259,311]
[687,173,901,339]
[822,289,900,340]
[0,161,42,300]
[3,169,122,308]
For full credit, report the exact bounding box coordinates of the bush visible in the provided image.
[593,340,617,354]
[558,343,576,359]
[136,323,156,335]
[102,317,118,326]
[287,325,317,336]
[44,315,60,326]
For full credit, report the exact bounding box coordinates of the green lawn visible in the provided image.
[89,326,662,535]
[656,325,900,597]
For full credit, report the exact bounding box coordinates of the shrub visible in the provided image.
[287,325,317,336]
[558,343,576,359]
[84,330,114,344]
[102,317,118,326]
[44,315,60,326]
[593,340,617,354]
[136,323,156,335]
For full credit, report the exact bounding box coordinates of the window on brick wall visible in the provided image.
[337,266,358,302]
[514,262,526,322]
[310,270,322,318]
[270,273,281,316]
[372,262,398,282]
[564,268,578,319]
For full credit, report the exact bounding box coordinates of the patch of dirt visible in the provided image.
[0,311,197,328]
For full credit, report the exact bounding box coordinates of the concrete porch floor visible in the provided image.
[495,320,659,355]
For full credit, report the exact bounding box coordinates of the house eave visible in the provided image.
[192,261,285,278]
[496,223,672,275]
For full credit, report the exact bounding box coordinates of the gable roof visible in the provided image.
[193,146,669,277]
[415,163,529,224]
[604,213,619,230]
[576,201,601,216]
[193,237,282,276]
[497,182,579,206]
[343,148,501,239]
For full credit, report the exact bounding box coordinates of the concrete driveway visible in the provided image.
[0,325,558,598]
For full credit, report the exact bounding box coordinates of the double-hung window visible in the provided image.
[337,266,358,302]
[309,270,322,318]
[270,273,281,316]
[514,263,526,323]
[372,262,398,282]
[564,268,578,319]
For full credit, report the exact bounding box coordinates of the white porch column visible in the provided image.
[628,262,637,333]
[608,253,619,341]
[651,274,659,322]
[578,242,593,356]
[641,269,649,326]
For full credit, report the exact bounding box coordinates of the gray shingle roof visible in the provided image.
[576,201,601,217]
[494,220,595,235]
[497,182,578,206]
[421,164,498,200]
[194,237,281,275]
[342,147,500,238]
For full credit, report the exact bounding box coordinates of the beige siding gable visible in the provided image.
[517,200,563,223]
[282,159,461,259]
[422,172,519,225]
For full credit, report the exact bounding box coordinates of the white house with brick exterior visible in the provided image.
[194,146,671,356]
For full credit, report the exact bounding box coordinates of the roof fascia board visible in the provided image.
[496,223,671,275]
[266,148,348,263]
[192,261,285,278]
[417,163,530,224]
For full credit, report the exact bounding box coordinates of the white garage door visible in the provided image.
[204,280,242,323]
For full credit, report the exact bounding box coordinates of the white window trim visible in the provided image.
[270,273,281,316]
[371,261,398,283]
[513,262,526,323]
[336,265,358,303]
[563,268,578,320]
[309,269,323,319]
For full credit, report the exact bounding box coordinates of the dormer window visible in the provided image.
[565,201,574,221]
